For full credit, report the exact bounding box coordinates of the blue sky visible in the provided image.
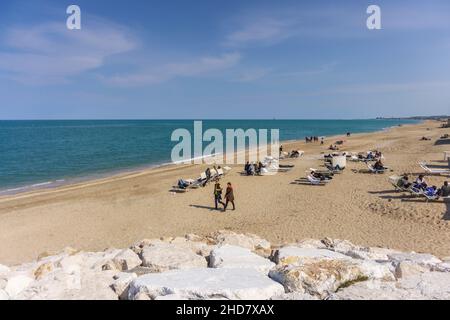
[0,0,449,119]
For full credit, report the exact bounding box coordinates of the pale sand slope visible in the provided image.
[0,121,449,265]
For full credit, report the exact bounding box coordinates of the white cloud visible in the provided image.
[277,63,337,78]
[0,20,137,84]
[106,52,241,86]
[224,18,296,47]
[233,68,269,82]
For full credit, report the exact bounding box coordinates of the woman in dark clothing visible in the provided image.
[213,182,225,210]
[224,182,235,211]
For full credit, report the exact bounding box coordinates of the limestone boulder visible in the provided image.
[140,243,207,272]
[394,261,428,279]
[169,237,214,257]
[128,268,284,300]
[209,245,275,274]
[111,272,138,300]
[388,252,441,269]
[0,264,10,275]
[344,247,400,261]
[15,269,118,300]
[269,257,394,298]
[270,292,318,300]
[331,272,450,300]
[273,246,350,265]
[4,274,34,298]
[103,249,142,271]
[0,289,9,300]
[212,231,271,252]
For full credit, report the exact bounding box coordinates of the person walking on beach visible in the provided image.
[223,182,235,211]
[213,181,225,210]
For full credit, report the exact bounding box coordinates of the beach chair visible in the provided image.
[389,175,406,191]
[419,162,450,175]
[307,175,329,185]
[173,178,201,192]
[367,163,386,174]
[309,168,334,178]
[409,186,424,197]
[423,192,440,202]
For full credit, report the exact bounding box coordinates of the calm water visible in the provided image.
[0,119,418,194]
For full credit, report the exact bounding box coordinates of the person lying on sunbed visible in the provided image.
[373,160,386,170]
[311,170,331,181]
[424,186,438,198]
[329,145,339,151]
[397,175,412,189]
[177,179,191,189]
[438,181,450,197]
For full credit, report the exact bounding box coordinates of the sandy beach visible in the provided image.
[0,120,449,265]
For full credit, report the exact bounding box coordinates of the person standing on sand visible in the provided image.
[213,181,225,210]
[224,182,235,211]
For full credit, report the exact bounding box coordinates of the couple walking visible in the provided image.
[214,181,235,211]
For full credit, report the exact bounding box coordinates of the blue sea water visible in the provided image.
[0,119,418,194]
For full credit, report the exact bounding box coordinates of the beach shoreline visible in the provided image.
[1,120,449,266]
[0,120,420,199]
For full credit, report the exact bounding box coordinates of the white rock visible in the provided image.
[213,231,271,251]
[322,238,359,253]
[0,264,10,275]
[388,252,441,268]
[109,249,142,271]
[128,268,284,300]
[274,247,350,265]
[5,275,34,297]
[344,247,399,261]
[15,270,118,300]
[0,278,6,290]
[295,239,327,249]
[269,256,394,298]
[434,262,450,272]
[395,261,428,279]
[140,243,207,272]
[397,272,450,299]
[169,237,214,257]
[0,289,9,300]
[328,280,417,300]
[209,245,275,274]
[154,294,188,300]
[270,292,318,300]
[111,272,138,299]
[358,260,395,281]
[331,272,450,300]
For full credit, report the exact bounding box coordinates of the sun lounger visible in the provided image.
[309,168,334,178]
[419,162,450,174]
[367,163,386,174]
[388,175,410,192]
[173,178,202,192]
[307,175,329,185]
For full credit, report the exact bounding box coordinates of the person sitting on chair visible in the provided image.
[438,181,450,197]
[397,175,411,189]
[373,160,385,170]
[415,175,427,190]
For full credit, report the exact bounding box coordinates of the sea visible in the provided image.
[0,119,419,195]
